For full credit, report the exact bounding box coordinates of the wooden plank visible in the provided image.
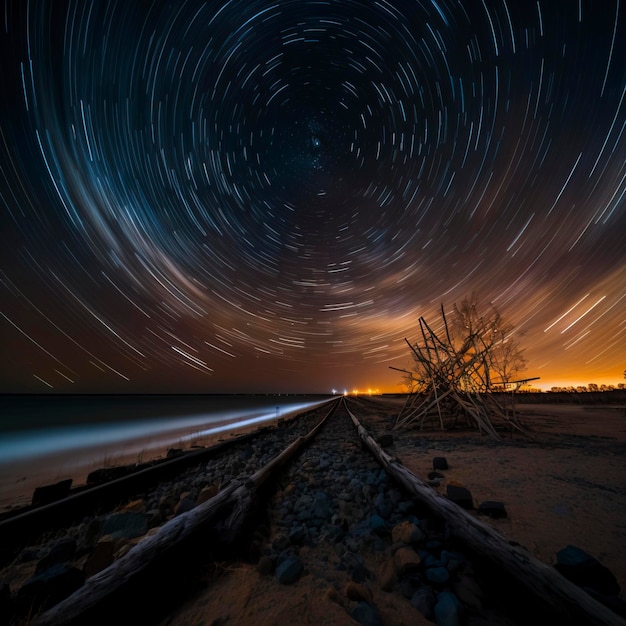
[344,400,625,626]
[33,400,340,626]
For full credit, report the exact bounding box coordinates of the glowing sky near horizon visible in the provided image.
[0,0,624,394]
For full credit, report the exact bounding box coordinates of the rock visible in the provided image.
[399,572,422,599]
[83,540,115,578]
[319,524,344,543]
[272,534,290,552]
[361,485,377,504]
[367,515,387,536]
[421,554,440,570]
[374,493,393,518]
[391,521,425,545]
[453,573,484,610]
[84,518,102,547]
[282,483,296,497]
[433,457,448,470]
[554,545,620,596]
[411,586,436,620]
[393,546,421,575]
[146,508,164,528]
[275,556,304,585]
[428,471,445,480]
[425,538,443,552]
[345,581,373,603]
[397,500,414,514]
[87,466,133,485]
[35,537,77,574]
[426,566,450,585]
[288,525,308,545]
[197,483,219,504]
[312,491,332,520]
[174,495,196,515]
[377,559,397,592]
[158,493,179,516]
[18,563,84,611]
[31,479,72,507]
[351,601,382,626]
[446,484,473,509]
[120,498,145,513]
[99,512,151,540]
[440,550,464,573]
[477,500,507,519]
[434,590,462,626]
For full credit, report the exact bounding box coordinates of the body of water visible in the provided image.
[0,394,332,509]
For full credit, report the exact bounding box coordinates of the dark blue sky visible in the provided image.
[1,1,624,393]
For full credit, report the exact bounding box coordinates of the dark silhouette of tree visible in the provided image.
[393,294,530,438]
[447,293,527,390]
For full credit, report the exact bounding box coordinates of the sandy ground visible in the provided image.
[155,397,626,626]
[363,397,626,594]
[5,397,624,625]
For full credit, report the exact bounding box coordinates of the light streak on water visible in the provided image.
[0,398,331,507]
[0,400,326,465]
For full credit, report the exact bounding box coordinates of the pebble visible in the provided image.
[393,546,422,575]
[433,457,449,470]
[477,500,507,519]
[5,403,527,625]
[434,590,463,626]
[344,581,373,603]
[426,565,450,585]
[351,601,382,626]
[275,556,304,585]
[411,586,436,620]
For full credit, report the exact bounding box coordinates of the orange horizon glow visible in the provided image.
[350,373,625,395]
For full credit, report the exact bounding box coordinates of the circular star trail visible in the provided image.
[0,1,624,392]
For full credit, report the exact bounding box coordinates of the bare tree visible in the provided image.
[393,295,530,438]
[448,293,527,390]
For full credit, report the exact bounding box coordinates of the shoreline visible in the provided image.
[0,398,332,513]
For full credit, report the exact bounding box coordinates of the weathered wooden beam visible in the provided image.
[33,400,340,626]
[32,479,243,626]
[344,400,625,626]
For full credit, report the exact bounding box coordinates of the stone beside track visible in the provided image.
[3,398,565,625]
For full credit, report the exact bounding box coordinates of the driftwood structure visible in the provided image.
[392,307,530,439]
[344,400,625,626]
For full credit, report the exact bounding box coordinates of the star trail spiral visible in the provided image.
[1,0,624,393]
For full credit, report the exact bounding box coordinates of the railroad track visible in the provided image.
[0,399,336,561]
[1,398,623,626]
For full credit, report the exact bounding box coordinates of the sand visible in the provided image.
[155,397,626,625]
[4,396,625,625]
[363,397,626,594]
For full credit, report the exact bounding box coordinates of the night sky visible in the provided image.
[0,1,624,395]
